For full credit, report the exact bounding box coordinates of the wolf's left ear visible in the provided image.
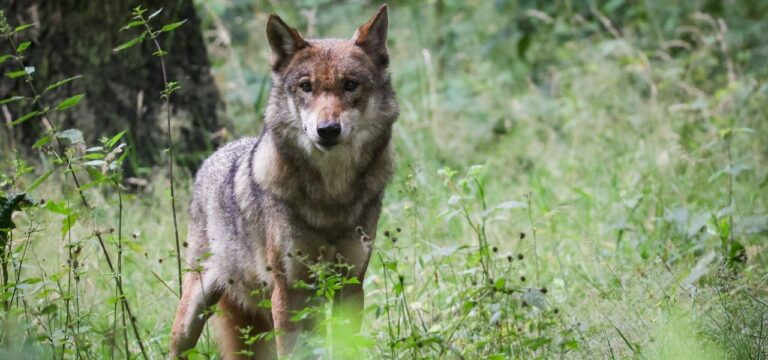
[352,5,389,68]
[266,15,308,71]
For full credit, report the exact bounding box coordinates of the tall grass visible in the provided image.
[1,1,767,359]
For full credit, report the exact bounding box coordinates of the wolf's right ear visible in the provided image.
[266,15,308,71]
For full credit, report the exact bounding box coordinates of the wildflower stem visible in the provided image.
[140,12,184,298]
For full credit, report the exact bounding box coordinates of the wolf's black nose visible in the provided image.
[317,122,341,140]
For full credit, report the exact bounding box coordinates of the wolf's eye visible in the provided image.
[299,81,312,93]
[343,80,358,92]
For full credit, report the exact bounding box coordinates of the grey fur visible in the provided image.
[171,16,398,357]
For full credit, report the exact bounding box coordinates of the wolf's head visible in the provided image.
[264,5,398,156]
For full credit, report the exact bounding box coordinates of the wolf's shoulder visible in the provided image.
[196,138,257,177]
[191,137,258,200]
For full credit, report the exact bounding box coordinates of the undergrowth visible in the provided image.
[1,2,767,359]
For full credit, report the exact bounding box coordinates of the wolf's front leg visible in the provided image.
[266,231,312,357]
[270,271,304,356]
[170,271,222,359]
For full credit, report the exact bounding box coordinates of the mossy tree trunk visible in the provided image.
[1,0,223,174]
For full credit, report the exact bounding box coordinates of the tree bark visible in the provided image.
[1,0,223,173]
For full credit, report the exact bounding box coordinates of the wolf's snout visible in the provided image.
[317,122,342,140]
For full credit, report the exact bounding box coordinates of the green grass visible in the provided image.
[2,1,767,359]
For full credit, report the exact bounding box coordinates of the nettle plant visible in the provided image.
[114,5,186,298]
[0,6,187,358]
[1,8,148,359]
[231,242,372,359]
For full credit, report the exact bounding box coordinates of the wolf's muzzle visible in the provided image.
[317,121,342,141]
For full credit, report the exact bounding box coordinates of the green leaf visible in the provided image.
[522,337,552,350]
[82,160,105,167]
[13,24,34,33]
[43,75,83,94]
[0,54,12,64]
[55,94,85,111]
[132,5,147,17]
[120,20,145,31]
[56,129,84,144]
[0,96,26,105]
[20,277,43,285]
[494,278,506,290]
[160,20,187,33]
[113,35,144,52]
[44,201,71,215]
[32,136,51,149]
[84,153,105,160]
[39,303,57,316]
[10,110,40,126]
[16,41,31,53]
[25,168,55,193]
[5,70,27,79]
[61,213,79,236]
[563,339,580,350]
[148,8,164,20]
[105,130,127,149]
[125,239,146,255]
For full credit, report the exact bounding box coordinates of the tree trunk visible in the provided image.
[1,0,223,173]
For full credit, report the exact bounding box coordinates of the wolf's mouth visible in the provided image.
[315,139,340,151]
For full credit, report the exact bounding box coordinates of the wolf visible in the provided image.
[169,5,398,359]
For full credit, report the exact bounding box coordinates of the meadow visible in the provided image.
[1,1,767,359]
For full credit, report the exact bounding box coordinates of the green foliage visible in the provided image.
[1,1,767,359]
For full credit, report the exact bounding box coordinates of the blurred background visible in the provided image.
[1,0,767,358]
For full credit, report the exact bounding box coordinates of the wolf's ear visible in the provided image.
[266,15,308,71]
[352,5,389,68]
